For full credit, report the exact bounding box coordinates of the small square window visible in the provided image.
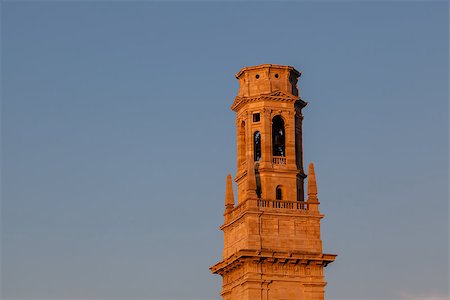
[253,113,260,122]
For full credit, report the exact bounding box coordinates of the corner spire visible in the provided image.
[307,162,318,202]
[225,174,234,211]
[246,162,258,199]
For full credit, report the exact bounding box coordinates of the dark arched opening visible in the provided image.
[272,116,285,157]
[239,121,246,165]
[276,186,282,200]
[254,131,261,161]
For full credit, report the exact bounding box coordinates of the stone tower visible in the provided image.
[210,64,336,300]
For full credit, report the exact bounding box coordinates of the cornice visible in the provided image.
[210,249,337,275]
[231,90,307,112]
[235,64,301,78]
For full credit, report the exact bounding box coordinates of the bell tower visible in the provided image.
[211,64,336,300]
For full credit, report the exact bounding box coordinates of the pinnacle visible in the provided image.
[307,162,318,200]
[225,174,234,210]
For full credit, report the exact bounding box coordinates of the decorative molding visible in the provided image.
[231,90,306,111]
[210,249,336,275]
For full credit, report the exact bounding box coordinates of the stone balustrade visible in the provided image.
[258,198,308,210]
[225,198,312,223]
[272,156,286,165]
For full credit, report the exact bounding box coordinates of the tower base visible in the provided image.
[211,250,336,300]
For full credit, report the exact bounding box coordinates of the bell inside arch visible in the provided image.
[272,116,285,157]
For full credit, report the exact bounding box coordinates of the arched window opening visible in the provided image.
[254,131,261,161]
[276,186,282,200]
[239,121,246,165]
[272,116,285,157]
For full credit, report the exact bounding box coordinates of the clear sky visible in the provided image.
[1,2,448,300]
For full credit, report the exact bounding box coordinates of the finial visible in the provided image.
[225,174,234,211]
[307,162,318,202]
[246,162,258,199]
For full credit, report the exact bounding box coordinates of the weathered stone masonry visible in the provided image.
[211,64,336,300]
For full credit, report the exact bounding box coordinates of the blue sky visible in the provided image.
[1,2,448,300]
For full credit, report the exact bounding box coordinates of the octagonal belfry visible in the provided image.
[210,64,336,300]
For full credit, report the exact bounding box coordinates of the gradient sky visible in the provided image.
[1,2,448,300]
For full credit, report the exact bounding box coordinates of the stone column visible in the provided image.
[260,108,272,169]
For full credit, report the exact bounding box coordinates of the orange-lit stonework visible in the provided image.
[211,64,336,300]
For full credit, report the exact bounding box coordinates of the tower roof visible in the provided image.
[235,64,301,79]
[234,64,302,99]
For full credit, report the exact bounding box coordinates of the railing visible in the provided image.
[258,199,308,210]
[272,156,286,165]
[225,199,312,222]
